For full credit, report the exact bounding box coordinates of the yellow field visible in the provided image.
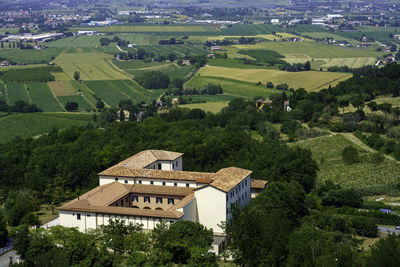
[51,72,71,81]
[197,66,352,91]
[180,101,229,113]
[204,33,306,41]
[54,52,130,81]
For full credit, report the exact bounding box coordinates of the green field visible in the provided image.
[134,44,206,57]
[294,134,400,188]
[84,80,165,106]
[233,41,383,60]
[337,26,399,45]
[57,95,93,111]
[313,57,377,69]
[26,82,64,112]
[6,83,30,104]
[189,66,352,92]
[0,113,93,143]
[72,24,219,33]
[180,101,229,113]
[0,48,63,64]
[47,36,106,47]
[54,52,130,80]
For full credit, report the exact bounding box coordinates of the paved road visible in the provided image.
[0,250,18,267]
[378,226,400,235]
[41,216,60,229]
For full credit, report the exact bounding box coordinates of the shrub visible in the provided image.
[322,188,363,208]
[341,145,359,164]
[65,102,79,112]
[370,152,385,164]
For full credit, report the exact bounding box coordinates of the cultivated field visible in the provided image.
[190,66,352,92]
[84,80,165,106]
[0,48,63,64]
[294,134,400,188]
[180,101,229,113]
[26,82,64,112]
[313,57,377,69]
[0,113,93,143]
[233,41,383,60]
[54,52,130,80]
[73,24,219,33]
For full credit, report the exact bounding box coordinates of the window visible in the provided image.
[226,208,229,215]
[121,199,124,206]
[156,197,163,204]
[124,180,128,184]
[226,195,228,202]
[132,195,138,202]
[77,213,81,220]
[176,161,178,167]
[87,214,90,217]
[158,163,162,169]
[150,181,154,185]
[172,163,175,168]
[168,198,174,205]
[138,180,142,184]
[144,196,150,203]
[186,183,189,188]
[245,179,247,186]
[162,181,166,186]
[236,187,238,194]
[174,182,177,187]
[115,177,118,181]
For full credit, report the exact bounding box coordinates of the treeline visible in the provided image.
[158,37,184,45]
[280,61,311,72]
[165,82,223,97]
[205,36,255,47]
[0,66,62,82]
[100,36,128,47]
[10,220,218,266]
[0,100,42,113]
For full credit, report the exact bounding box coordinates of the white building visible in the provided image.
[271,19,280,24]
[59,150,267,252]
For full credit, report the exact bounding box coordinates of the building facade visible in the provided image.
[59,150,267,238]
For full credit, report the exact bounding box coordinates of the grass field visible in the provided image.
[294,134,400,188]
[135,44,206,57]
[6,83,30,104]
[374,96,400,108]
[190,66,352,92]
[232,41,383,60]
[312,57,377,69]
[0,84,6,102]
[180,101,229,113]
[186,75,279,98]
[57,95,93,111]
[337,26,399,45]
[27,82,64,112]
[0,48,63,64]
[0,113,93,143]
[47,36,106,47]
[72,24,219,33]
[54,52,130,80]
[84,80,165,106]
[208,58,268,69]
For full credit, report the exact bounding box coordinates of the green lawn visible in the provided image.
[0,113,93,143]
[294,134,400,188]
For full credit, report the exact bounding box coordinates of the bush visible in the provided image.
[322,188,363,208]
[349,216,378,237]
[370,152,385,164]
[266,81,274,88]
[65,102,79,112]
[341,145,359,164]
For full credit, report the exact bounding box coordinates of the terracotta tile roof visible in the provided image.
[171,194,195,210]
[59,200,183,219]
[58,182,187,219]
[124,184,194,196]
[99,166,214,181]
[116,150,183,169]
[210,167,252,192]
[251,179,268,189]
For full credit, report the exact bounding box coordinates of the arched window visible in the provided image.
[155,207,163,211]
